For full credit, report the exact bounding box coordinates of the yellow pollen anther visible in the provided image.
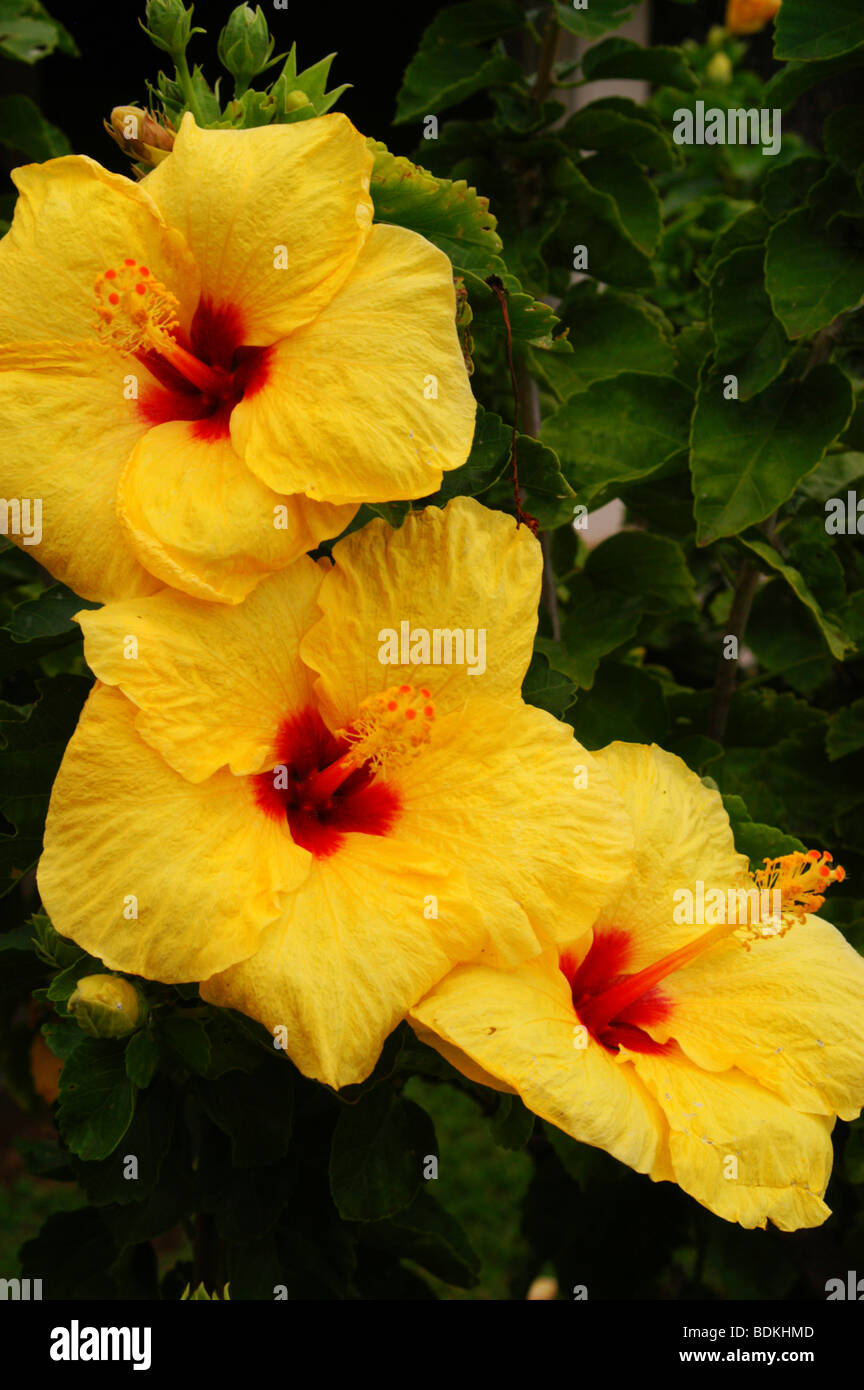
[93,259,180,354]
[337,684,436,775]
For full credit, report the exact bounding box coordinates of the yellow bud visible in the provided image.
[707,25,728,46]
[706,52,733,85]
[725,0,781,37]
[68,975,147,1038]
[281,90,313,113]
[105,107,176,170]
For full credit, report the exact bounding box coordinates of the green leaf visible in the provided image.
[721,795,806,869]
[585,531,698,615]
[0,93,70,158]
[766,206,864,338]
[691,364,854,545]
[0,675,90,896]
[555,0,637,41]
[775,0,864,62]
[458,267,567,350]
[765,52,864,109]
[160,1014,211,1075]
[761,155,827,222]
[542,372,693,506]
[368,140,502,277]
[826,699,864,760]
[197,1066,294,1166]
[8,584,96,641]
[426,404,511,505]
[125,1029,160,1088]
[330,1085,436,1222]
[579,152,662,254]
[73,1079,175,1207]
[580,36,696,90]
[535,284,674,399]
[823,106,864,170]
[57,1038,136,1161]
[563,98,680,172]
[395,0,525,124]
[356,1189,480,1289]
[709,246,790,399]
[547,156,654,288]
[567,662,669,749]
[740,534,853,660]
[0,0,77,63]
[490,1093,535,1149]
[522,652,576,716]
[19,1208,117,1300]
[516,437,576,528]
[536,582,642,690]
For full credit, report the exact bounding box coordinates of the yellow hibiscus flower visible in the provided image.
[36,499,633,1088]
[725,0,781,35]
[0,113,475,603]
[410,742,864,1230]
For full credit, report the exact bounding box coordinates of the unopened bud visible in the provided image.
[106,107,176,169]
[280,89,313,114]
[217,4,276,92]
[142,0,197,56]
[706,51,733,84]
[68,975,148,1038]
[725,0,781,37]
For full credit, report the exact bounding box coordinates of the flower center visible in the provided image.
[254,687,436,858]
[564,849,843,1055]
[93,262,270,436]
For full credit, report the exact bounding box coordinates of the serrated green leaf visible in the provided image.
[0,0,77,63]
[766,206,864,338]
[555,0,637,41]
[826,699,864,760]
[740,534,852,660]
[542,372,693,506]
[8,584,96,642]
[709,245,790,399]
[568,662,669,749]
[522,652,576,715]
[395,0,525,124]
[586,531,698,615]
[775,0,864,62]
[581,35,696,89]
[330,1085,436,1222]
[535,284,674,400]
[368,139,502,276]
[57,1038,136,1161]
[563,98,680,171]
[691,364,854,545]
[125,1029,160,1088]
[579,152,662,254]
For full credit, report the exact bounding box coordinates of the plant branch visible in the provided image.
[533,12,561,105]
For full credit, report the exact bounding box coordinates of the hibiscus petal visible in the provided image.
[201,835,488,1089]
[653,913,864,1121]
[409,951,669,1178]
[143,113,373,346]
[392,696,634,955]
[301,497,542,722]
[77,558,323,783]
[0,343,160,601]
[630,1046,834,1230]
[0,156,199,343]
[592,741,748,966]
[38,687,309,981]
[231,224,475,502]
[117,419,354,603]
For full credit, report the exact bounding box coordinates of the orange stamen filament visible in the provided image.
[582,920,736,1034]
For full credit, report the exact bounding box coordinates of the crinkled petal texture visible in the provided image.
[0,156,199,342]
[117,421,354,604]
[143,112,374,346]
[628,1048,833,1231]
[37,687,310,982]
[410,951,670,1179]
[77,558,324,783]
[0,344,160,601]
[231,223,476,503]
[589,741,749,965]
[302,497,543,722]
[651,915,864,1122]
[202,836,487,1091]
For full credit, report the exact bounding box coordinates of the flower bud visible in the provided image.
[279,90,313,115]
[68,975,148,1038]
[706,51,733,84]
[142,0,197,56]
[105,107,175,170]
[725,0,781,37]
[217,5,276,92]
